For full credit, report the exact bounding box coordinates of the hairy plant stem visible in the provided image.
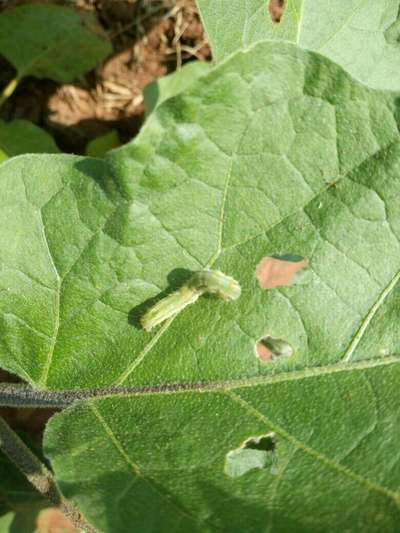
[0,382,217,409]
[0,383,75,408]
[0,382,122,408]
[0,76,20,107]
[0,415,95,532]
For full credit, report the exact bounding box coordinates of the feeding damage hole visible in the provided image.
[256,254,308,289]
[225,433,278,478]
[256,336,294,362]
[268,0,285,24]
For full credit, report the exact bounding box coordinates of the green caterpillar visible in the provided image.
[141,270,241,332]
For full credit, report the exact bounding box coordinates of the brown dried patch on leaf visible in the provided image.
[37,507,77,533]
[256,255,307,289]
[256,336,294,362]
[268,0,285,23]
[255,340,273,362]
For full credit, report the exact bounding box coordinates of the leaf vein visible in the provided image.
[37,209,60,388]
[343,268,400,362]
[88,355,400,401]
[89,402,207,527]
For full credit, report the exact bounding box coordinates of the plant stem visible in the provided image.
[0,383,73,408]
[0,415,95,532]
[0,381,215,409]
[0,383,124,408]
[0,76,20,107]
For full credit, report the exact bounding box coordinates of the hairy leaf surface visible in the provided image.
[1,42,399,389]
[45,363,400,532]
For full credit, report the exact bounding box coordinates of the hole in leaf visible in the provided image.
[225,433,278,478]
[243,433,277,452]
[256,336,294,362]
[268,0,285,24]
[256,254,308,289]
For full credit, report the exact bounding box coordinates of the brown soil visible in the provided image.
[0,0,210,153]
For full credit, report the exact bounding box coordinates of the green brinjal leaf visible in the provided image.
[0,42,399,391]
[0,41,400,531]
[0,4,111,83]
[197,0,400,91]
[45,363,400,532]
[0,120,60,159]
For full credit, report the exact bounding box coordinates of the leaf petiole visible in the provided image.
[0,415,95,532]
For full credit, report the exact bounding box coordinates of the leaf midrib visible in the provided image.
[37,209,60,388]
[40,355,400,401]
[343,268,400,362]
